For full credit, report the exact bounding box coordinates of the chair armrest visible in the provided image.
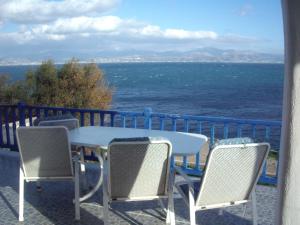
[174,166,194,187]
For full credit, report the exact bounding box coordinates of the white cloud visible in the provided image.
[0,5,269,62]
[164,29,217,40]
[46,34,66,41]
[219,33,259,43]
[0,0,119,23]
[31,16,123,34]
[140,25,162,37]
[13,16,218,42]
[237,4,253,16]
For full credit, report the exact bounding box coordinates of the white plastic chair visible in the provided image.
[38,118,88,190]
[17,126,81,221]
[175,143,270,225]
[103,137,175,225]
[38,118,79,130]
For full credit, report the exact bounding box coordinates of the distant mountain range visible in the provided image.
[0,47,283,65]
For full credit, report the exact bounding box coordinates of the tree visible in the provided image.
[28,60,58,106]
[0,59,112,109]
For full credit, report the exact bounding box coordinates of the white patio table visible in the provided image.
[69,126,208,202]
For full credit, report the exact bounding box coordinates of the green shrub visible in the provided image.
[0,59,112,109]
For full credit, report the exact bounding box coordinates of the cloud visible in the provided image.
[237,4,253,16]
[6,16,218,43]
[164,29,217,40]
[218,33,259,43]
[32,16,123,34]
[137,26,217,40]
[0,0,120,24]
[0,1,269,63]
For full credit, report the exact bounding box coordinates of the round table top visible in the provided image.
[69,126,208,155]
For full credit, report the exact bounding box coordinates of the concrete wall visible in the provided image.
[277,1,300,224]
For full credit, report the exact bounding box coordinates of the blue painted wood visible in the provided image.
[44,109,49,117]
[0,103,282,185]
[80,112,84,127]
[36,108,41,118]
[110,114,115,127]
[195,152,201,171]
[184,119,189,132]
[12,107,17,147]
[182,119,189,168]
[198,121,202,133]
[261,161,268,180]
[100,112,104,126]
[144,107,152,129]
[171,155,175,170]
[159,117,164,130]
[181,167,203,176]
[153,112,281,127]
[224,123,229,138]
[0,108,3,145]
[29,108,33,126]
[17,102,26,126]
[172,118,176,131]
[132,116,137,128]
[90,112,95,126]
[237,124,242,137]
[258,175,277,185]
[265,126,271,141]
[121,115,126,128]
[210,124,215,146]
[4,108,10,146]
[70,110,76,117]
[52,109,57,116]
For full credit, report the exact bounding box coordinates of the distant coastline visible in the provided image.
[0,47,283,66]
[0,60,284,67]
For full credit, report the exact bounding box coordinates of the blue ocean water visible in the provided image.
[0,62,284,121]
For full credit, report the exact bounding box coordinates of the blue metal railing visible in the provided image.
[0,103,281,185]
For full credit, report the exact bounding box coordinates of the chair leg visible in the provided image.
[251,191,258,225]
[80,148,89,191]
[189,190,196,225]
[103,182,109,225]
[166,169,176,225]
[242,204,247,217]
[103,161,109,225]
[166,195,175,225]
[80,148,86,173]
[74,161,80,220]
[19,168,24,221]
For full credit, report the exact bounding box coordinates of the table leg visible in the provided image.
[79,152,104,202]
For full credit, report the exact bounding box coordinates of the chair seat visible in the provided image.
[176,180,201,204]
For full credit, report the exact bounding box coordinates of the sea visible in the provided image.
[0,62,284,121]
[0,62,284,148]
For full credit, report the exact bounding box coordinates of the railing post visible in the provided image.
[18,102,26,127]
[144,107,152,130]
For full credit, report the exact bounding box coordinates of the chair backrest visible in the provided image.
[38,118,79,130]
[107,137,172,200]
[33,114,75,126]
[17,126,73,180]
[196,143,270,207]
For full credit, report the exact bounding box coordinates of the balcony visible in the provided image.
[0,103,280,224]
[0,150,277,225]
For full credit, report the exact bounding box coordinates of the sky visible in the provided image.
[0,0,284,62]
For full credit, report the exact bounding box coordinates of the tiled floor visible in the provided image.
[0,150,278,225]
